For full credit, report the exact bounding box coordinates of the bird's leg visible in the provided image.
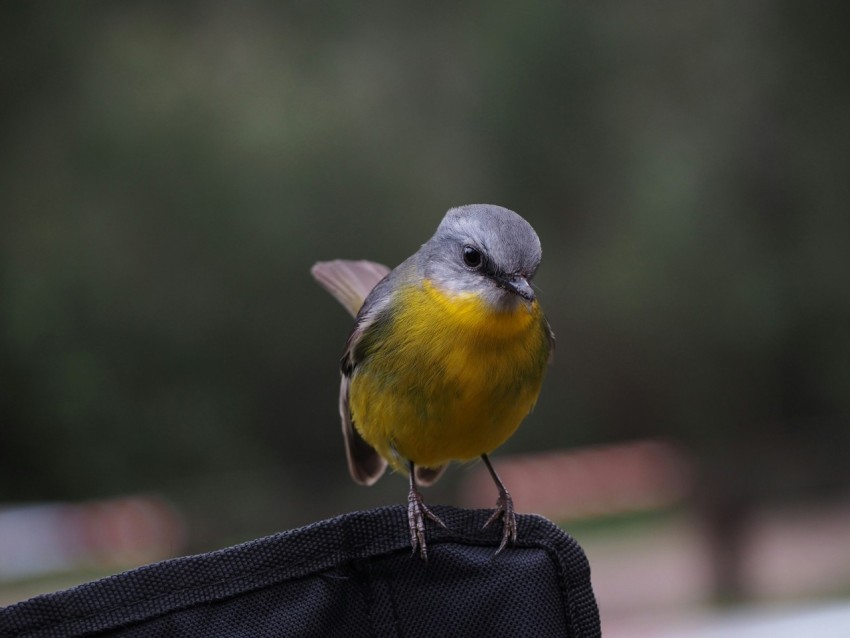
[481,454,518,553]
[407,460,446,560]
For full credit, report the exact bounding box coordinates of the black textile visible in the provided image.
[0,505,600,637]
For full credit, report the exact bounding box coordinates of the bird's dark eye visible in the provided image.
[462,245,482,269]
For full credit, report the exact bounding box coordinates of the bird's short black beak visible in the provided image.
[500,275,535,301]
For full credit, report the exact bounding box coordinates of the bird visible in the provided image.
[311,204,554,558]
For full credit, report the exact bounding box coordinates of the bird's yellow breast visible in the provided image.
[349,280,550,470]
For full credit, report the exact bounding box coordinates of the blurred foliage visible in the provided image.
[2,2,849,549]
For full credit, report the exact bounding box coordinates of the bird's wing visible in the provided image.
[311,259,391,318]
[338,370,388,485]
[415,464,447,487]
[337,298,395,485]
[331,265,400,486]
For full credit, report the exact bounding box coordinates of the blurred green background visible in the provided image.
[2,0,849,619]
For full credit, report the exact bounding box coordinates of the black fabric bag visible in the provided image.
[0,505,600,637]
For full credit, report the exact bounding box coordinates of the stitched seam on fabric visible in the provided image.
[547,535,594,638]
[548,541,578,637]
[382,535,575,636]
[356,558,401,638]
[11,548,371,637]
[381,561,403,638]
[355,560,380,638]
[438,535,577,637]
[10,507,409,636]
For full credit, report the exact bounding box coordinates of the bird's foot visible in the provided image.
[407,486,446,560]
[483,488,517,554]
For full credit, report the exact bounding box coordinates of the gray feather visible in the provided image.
[311,259,391,318]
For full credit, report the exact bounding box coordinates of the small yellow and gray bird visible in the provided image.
[311,204,554,558]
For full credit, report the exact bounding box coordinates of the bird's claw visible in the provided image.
[483,489,517,554]
[408,487,446,560]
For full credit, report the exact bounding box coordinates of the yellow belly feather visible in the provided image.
[349,280,550,470]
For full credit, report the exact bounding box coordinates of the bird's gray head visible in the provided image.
[419,204,543,310]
